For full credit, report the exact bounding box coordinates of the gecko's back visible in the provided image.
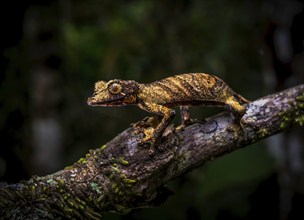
[139,73,247,108]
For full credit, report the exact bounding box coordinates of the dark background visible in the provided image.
[1,0,304,219]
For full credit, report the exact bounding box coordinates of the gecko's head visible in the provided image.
[87,79,140,106]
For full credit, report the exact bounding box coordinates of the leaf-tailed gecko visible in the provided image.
[88,73,249,146]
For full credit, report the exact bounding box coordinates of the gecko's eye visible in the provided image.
[108,82,122,94]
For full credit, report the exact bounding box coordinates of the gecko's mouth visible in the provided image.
[87,97,125,106]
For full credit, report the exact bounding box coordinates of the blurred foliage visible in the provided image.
[2,0,297,219]
[63,0,263,85]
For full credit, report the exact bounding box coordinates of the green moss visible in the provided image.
[296,94,304,102]
[111,182,118,189]
[85,209,102,220]
[280,117,291,129]
[122,178,136,184]
[118,157,129,165]
[64,207,73,213]
[58,179,65,185]
[293,94,304,126]
[124,184,133,188]
[295,115,304,126]
[114,204,130,213]
[257,128,269,138]
[77,198,86,206]
[78,204,84,210]
[31,185,36,194]
[90,182,102,194]
[36,197,46,202]
[64,165,73,170]
[78,153,140,213]
[46,179,55,185]
[114,187,120,194]
[64,194,70,200]
[279,93,304,128]
[298,103,304,108]
[100,144,107,150]
[97,195,104,202]
[112,166,121,173]
[77,157,87,164]
[67,200,75,207]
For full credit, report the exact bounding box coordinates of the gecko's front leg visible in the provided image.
[137,102,175,147]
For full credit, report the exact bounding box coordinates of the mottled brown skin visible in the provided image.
[87,73,249,146]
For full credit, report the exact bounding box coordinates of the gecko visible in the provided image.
[87,73,249,146]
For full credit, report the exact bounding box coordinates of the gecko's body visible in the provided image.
[88,73,249,145]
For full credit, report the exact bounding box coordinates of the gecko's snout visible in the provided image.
[87,97,94,106]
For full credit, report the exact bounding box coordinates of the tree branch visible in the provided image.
[1,84,304,219]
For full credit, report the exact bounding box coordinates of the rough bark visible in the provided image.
[1,84,304,219]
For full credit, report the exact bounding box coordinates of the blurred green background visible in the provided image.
[1,0,304,219]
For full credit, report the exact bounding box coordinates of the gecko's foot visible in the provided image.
[136,128,162,156]
[131,117,149,134]
[135,122,174,155]
[137,127,156,145]
[131,116,159,135]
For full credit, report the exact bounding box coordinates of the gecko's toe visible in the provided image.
[136,127,156,147]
